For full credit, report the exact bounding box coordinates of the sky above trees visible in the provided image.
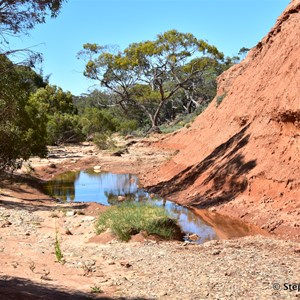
[8,0,290,96]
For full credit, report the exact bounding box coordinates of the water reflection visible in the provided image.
[44,171,145,206]
[152,199,217,243]
[43,169,218,243]
[43,171,80,203]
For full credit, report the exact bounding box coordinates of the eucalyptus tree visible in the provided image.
[0,54,48,170]
[0,0,65,51]
[0,0,66,171]
[79,30,224,129]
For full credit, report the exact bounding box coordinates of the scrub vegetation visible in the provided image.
[96,202,181,242]
[0,0,245,172]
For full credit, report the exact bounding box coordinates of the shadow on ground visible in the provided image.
[0,198,89,212]
[0,276,147,300]
[0,172,90,212]
[148,124,256,208]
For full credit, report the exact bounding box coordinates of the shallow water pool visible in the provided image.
[43,169,218,243]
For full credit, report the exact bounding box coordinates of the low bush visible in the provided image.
[216,92,227,107]
[47,113,84,145]
[159,103,209,134]
[96,202,182,241]
[54,231,63,263]
[116,119,138,135]
[93,132,116,150]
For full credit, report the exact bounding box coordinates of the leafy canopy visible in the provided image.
[79,30,225,128]
[0,0,67,170]
[0,54,48,170]
[29,85,83,145]
[0,0,65,36]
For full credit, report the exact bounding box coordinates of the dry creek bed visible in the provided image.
[0,205,299,299]
[0,142,300,299]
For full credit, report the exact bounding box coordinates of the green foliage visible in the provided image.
[0,1,71,170]
[116,119,138,135]
[74,92,140,136]
[46,113,84,145]
[79,30,226,129]
[216,92,227,107]
[0,54,48,171]
[30,85,75,115]
[93,132,116,150]
[0,0,65,49]
[90,285,103,294]
[54,231,63,263]
[160,103,209,133]
[96,202,178,242]
[238,47,250,60]
[80,107,117,138]
[73,89,113,113]
[29,85,83,145]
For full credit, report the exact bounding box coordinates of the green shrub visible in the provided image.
[116,119,138,135]
[93,132,116,150]
[0,55,48,171]
[80,107,117,138]
[90,285,103,294]
[216,92,227,107]
[47,113,84,145]
[159,103,209,134]
[96,202,181,241]
[54,232,63,263]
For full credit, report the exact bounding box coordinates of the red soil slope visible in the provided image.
[143,0,300,240]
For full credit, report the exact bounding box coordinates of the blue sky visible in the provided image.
[9,0,290,96]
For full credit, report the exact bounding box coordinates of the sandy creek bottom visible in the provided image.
[43,169,268,243]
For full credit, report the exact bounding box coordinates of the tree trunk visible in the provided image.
[151,100,165,128]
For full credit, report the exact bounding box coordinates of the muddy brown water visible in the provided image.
[43,169,268,243]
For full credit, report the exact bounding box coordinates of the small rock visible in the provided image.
[212,250,221,255]
[65,228,73,235]
[40,275,52,281]
[117,196,126,202]
[183,241,191,246]
[124,135,133,140]
[66,211,76,217]
[187,233,200,241]
[209,206,217,212]
[81,216,95,222]
[94,166,101,170]
[1,220,12,228]
[84,260,96,267]
[120,261,132,268]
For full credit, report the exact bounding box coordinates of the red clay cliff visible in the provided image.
[143,0,300,240]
